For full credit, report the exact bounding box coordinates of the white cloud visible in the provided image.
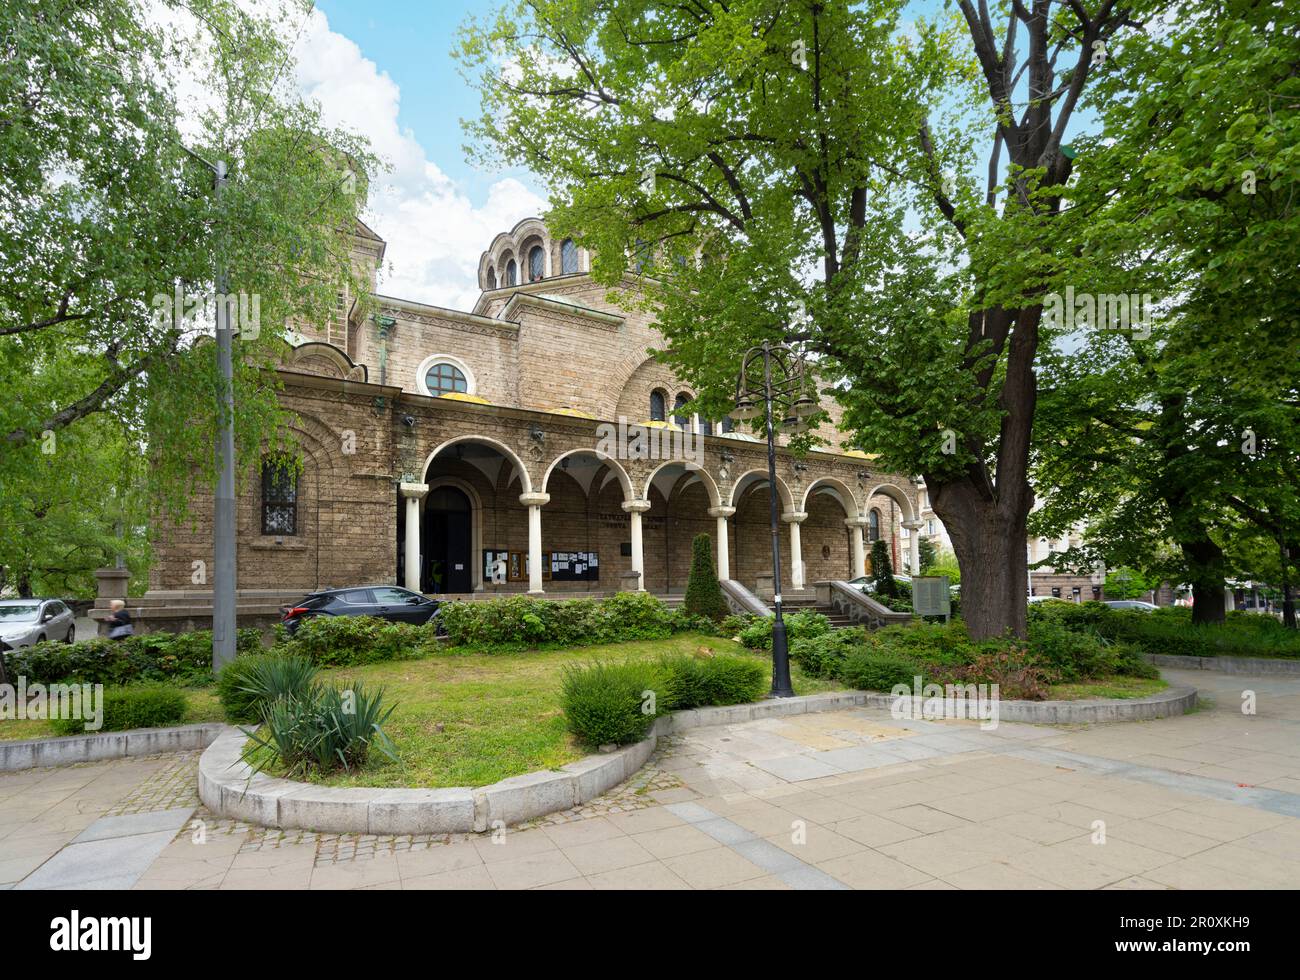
[292,9,547,310]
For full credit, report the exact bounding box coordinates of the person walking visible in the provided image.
[106,599,134,641]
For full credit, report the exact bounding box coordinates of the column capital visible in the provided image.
[902,520,924,531]
[399,482,429,501]
[707,506,736,519]
[782,511,808,524]
[621,498,652,514]
[519,492,551,508]
[845,515,870,528]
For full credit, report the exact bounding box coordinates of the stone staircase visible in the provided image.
[775,594,857,630]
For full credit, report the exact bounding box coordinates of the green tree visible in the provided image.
[1029,0,1299,625]
[459,0,1144,640]
[683,533,728,620]
[1104,567,1153,602]
[870,539,898,599]
[917,536,938,575]
[1,0,377,526]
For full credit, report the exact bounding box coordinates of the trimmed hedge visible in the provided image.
[682,533,728,620]
[280,616,434,667]
[659,653,767,708]
[49,683,188,735]
[438,592,680,650]
[560,660,663,746]
[6,629,261,686]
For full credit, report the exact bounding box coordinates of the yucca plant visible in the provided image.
[241,682,399,778]
[218,652,320,723]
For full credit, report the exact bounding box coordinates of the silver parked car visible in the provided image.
[0,599,77,650]
[1102,599,1158,613]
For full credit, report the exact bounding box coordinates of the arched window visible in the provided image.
[528,246,545,282]
[673,393,691,430]
[425,362,468,396]
[505,259,517,286]
[485,266,496,290]
[561,238,579,274]
[868,508,881,542]
[261,458,298,536]
[649,389,666,422]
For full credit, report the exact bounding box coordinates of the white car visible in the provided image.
[0,599,77,650]
[1103,599,1158,612]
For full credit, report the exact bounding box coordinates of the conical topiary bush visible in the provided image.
[683,532,729,620]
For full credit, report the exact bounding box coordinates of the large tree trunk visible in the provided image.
[1182,538,1226,626]
[929,479,1031,641]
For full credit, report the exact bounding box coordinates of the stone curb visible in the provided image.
[860,684,1198,724]
[195,685,1195,834]
[0,723,228,772]
[1146,653,1300,676]
[198,693,872,834]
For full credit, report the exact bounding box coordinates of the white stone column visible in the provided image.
[708,506,735,580]
[903,521,924,576]
[519,492,550,594]
[622,499,652,591]
[783,511,808,591]
[400,483,429,592]
[846,516,868,578]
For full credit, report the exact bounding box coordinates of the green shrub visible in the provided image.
[837,651,926,692]
[559,660,662,746]
[737,610,831,650]
[244,682,398,777]
[438,593,676,651]
[284,616,432,666]
[659,653,767,708]
[50,682,188,735]
[719,613,758,639]
[10,628,261,686]
[870,539,900,598]
[683,533,728,620]
[217,652,319,723]
[935,644,1058,701]
[789,628,868,678]
[667,609,719,635]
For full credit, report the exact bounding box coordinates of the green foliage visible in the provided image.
[217,651,319,724]
[10,628,260,685]
[438,593,676,651]
[917,536,938,574]
[719,614,758,638]
[737,610,831,650]
[667,610,719,636]
[789,628,869,678]
[658,653,767,709]
[244,682,398,778]
[0,0,379,528]
[283,616,433,667]
[559,660,662,747]
[837,652,926,693]
[49,682,187,735]
[682,533,728,620]
[870,540,899,599]
[933,646,1057,702]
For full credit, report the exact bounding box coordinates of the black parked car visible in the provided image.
[281,586,440,635]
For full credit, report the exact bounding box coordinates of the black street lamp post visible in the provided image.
[732,341,820,698]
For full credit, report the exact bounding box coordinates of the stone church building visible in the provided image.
[145,218,922,623]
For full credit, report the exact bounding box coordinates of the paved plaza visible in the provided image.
[3,666,1300,890]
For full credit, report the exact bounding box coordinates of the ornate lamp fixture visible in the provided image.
[732,341,822,698]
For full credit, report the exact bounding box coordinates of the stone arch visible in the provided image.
[283,341,366,382]
[800,476,860,517]
[865,482,916,523]
[542,449,634,501]
[423,435,533,494]
[727,469,794,511]
[643,460,721,508]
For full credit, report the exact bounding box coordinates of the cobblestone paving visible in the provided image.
[106,752,201,816]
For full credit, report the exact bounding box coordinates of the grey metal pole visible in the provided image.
[212,158,237,670]
[763,342,794,698]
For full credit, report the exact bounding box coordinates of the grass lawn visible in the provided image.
[295,633,837,789]
[0,686,223,741]
[1046,675,1169,700]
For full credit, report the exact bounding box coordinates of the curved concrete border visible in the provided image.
[0,723,227,772]
[1147,653,1300,676]
[860,684,1197,724]
[198,685,1197,834]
